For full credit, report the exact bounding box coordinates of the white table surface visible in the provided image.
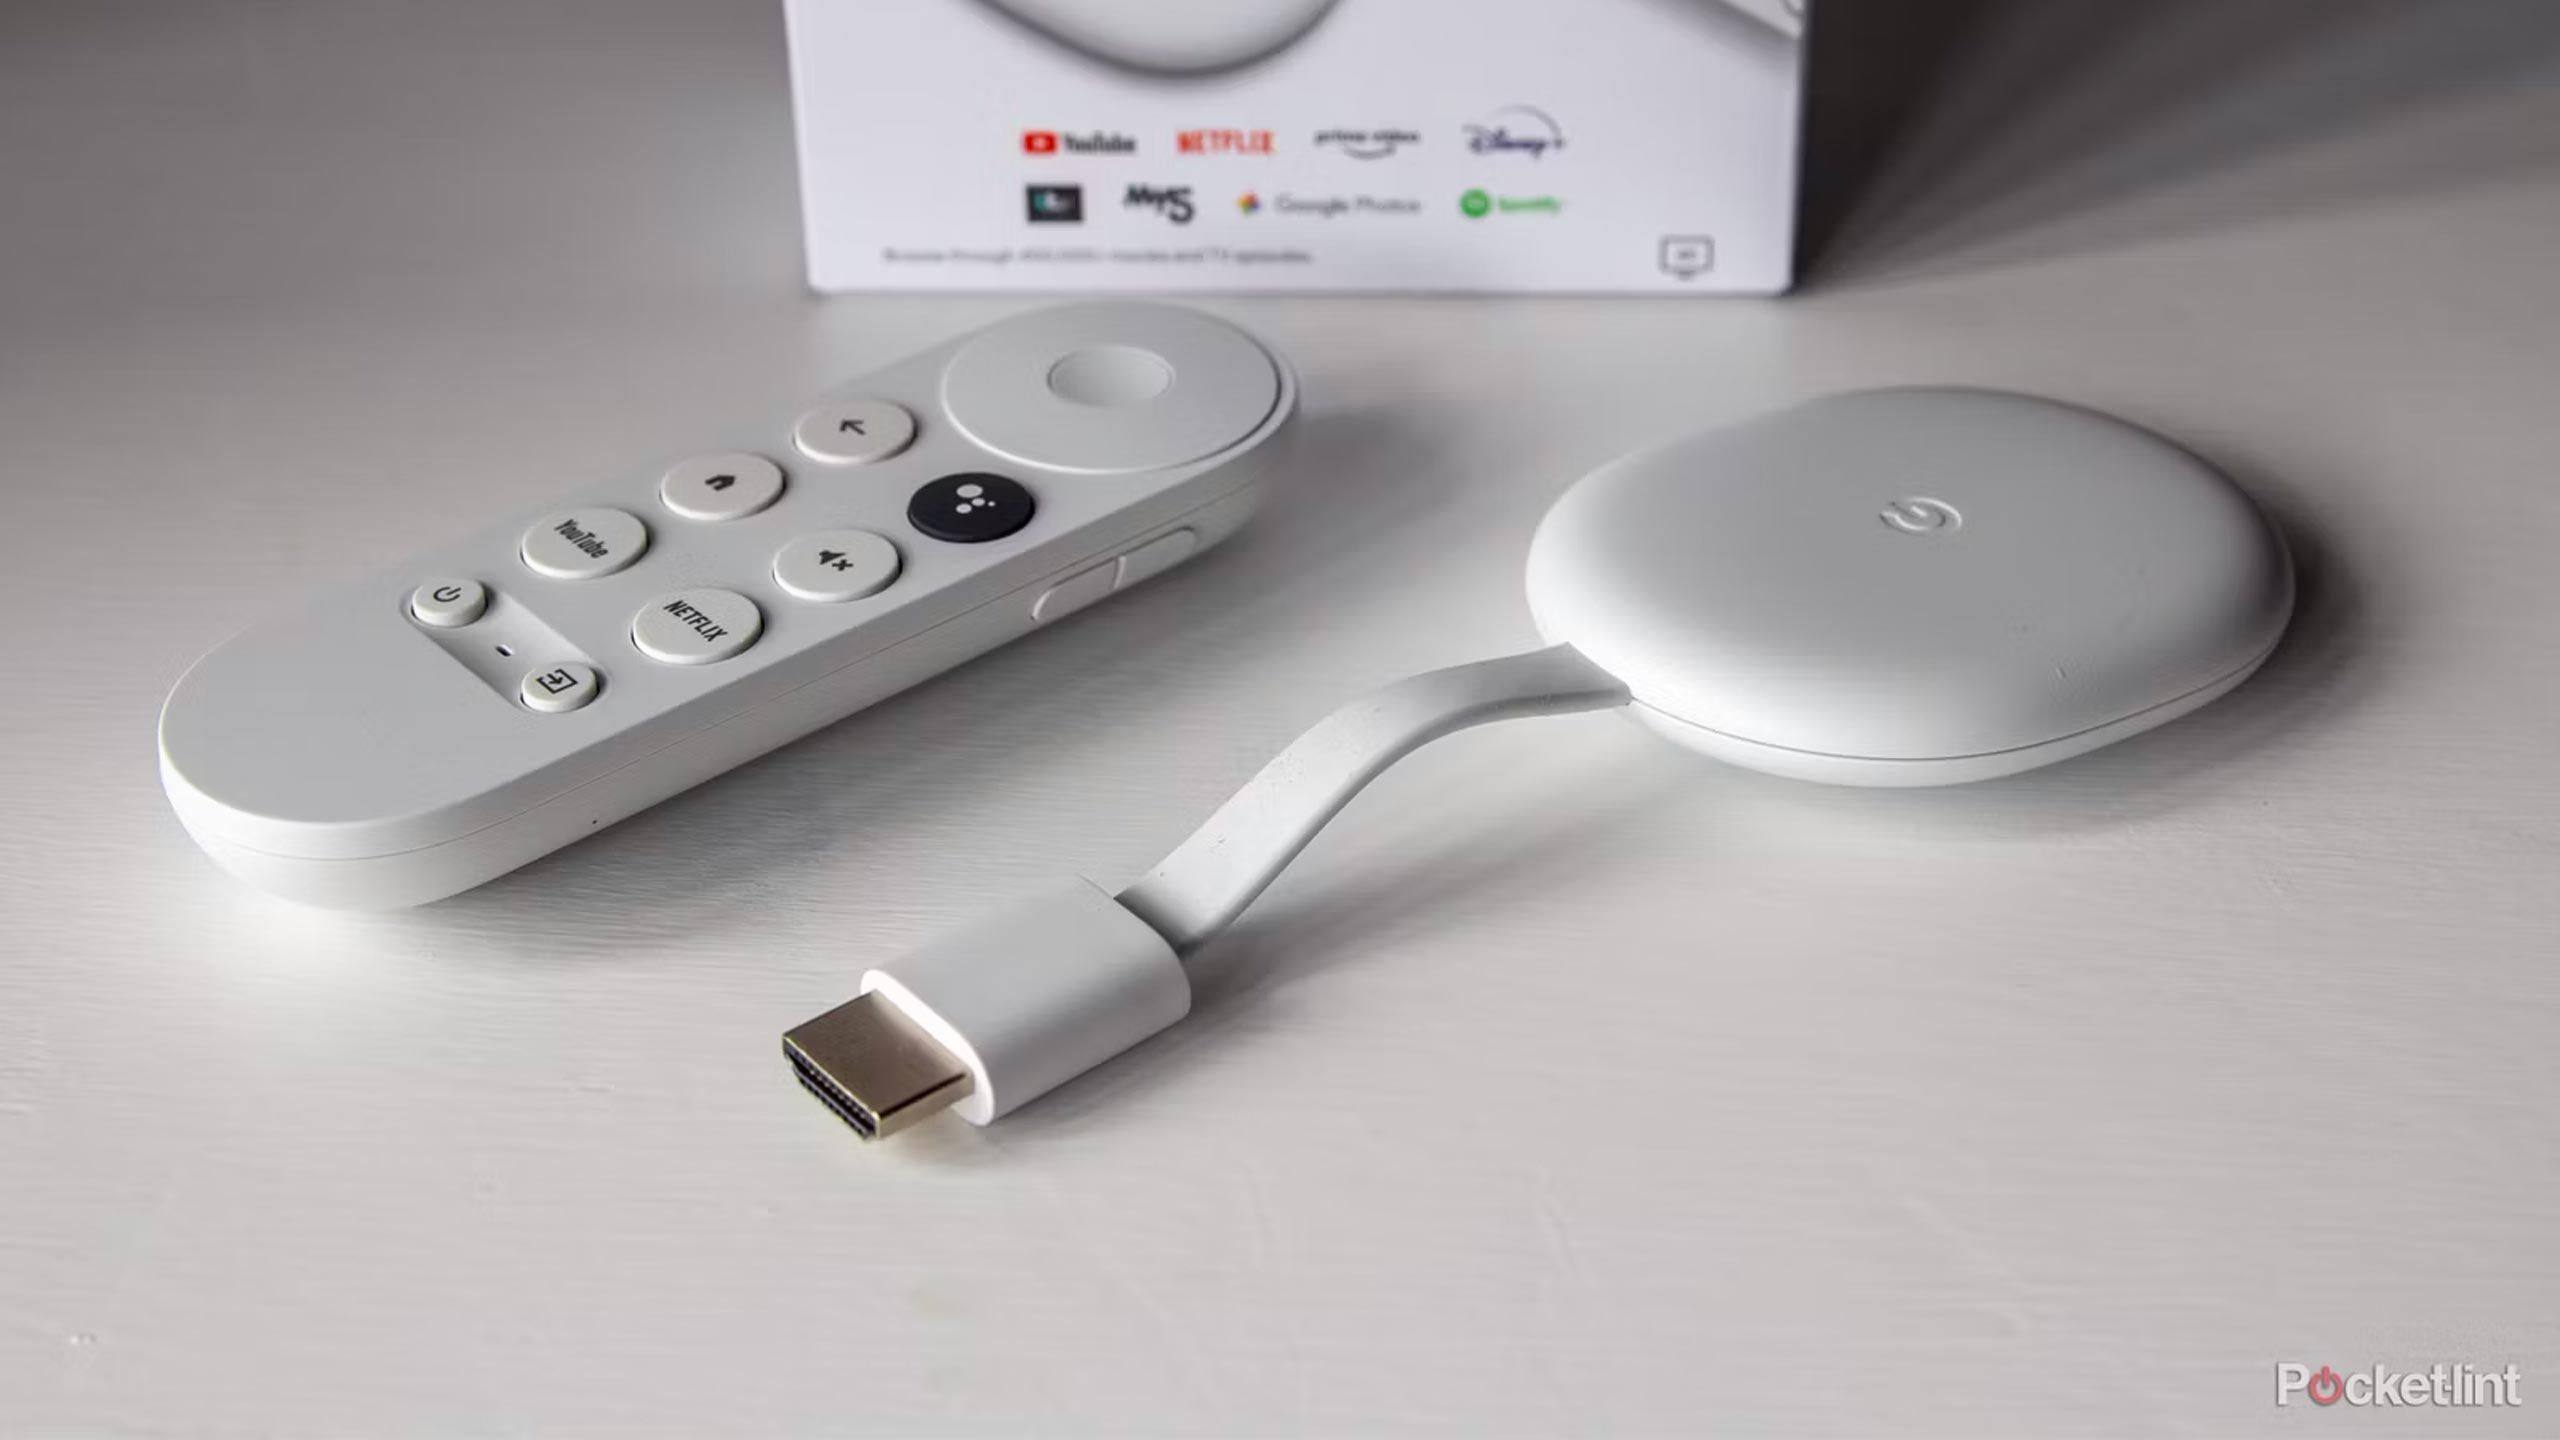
[5,2,2557,1435]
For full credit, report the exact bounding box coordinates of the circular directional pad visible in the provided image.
[939,303,1280,475]
[907,472,1035,544]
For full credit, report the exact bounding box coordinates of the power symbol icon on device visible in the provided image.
[1880,497,1962,535]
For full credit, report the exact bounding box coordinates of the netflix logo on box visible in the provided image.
[1177,128,1275,156]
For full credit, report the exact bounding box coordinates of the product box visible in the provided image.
[784,0,1806,294]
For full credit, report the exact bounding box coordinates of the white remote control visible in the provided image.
[160,302,1298,907]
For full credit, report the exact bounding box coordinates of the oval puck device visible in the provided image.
[1526,389,2294,784]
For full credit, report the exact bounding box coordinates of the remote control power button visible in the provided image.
[519,661,601,714]
[660,452,784,521]
[907,472,1035,544]
[632,587,763,665]
[522,509,649,580]
[409,578,488,628]
[774,529,901,603]
[793,399,916,466]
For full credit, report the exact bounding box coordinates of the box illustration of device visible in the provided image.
[785,0,1806,295]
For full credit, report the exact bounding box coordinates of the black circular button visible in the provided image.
[907,472,1035,544]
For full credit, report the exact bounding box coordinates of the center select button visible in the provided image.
[632,587,763,665]
[1047,345,1174,407]
[522,508,649,580]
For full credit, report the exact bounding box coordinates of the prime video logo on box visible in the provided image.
[2274,1362,2523,1409]
[1314,126,1420,160]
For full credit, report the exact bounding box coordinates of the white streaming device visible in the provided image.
[981,0,1342,73]
[782,387,2295,1140]
[159,303,1299,908]
[977,0,1800,73]
[1527,388,2294,785]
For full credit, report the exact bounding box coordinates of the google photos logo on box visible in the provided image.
[1237,192,1262,215]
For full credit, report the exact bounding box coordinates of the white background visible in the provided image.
[3,1,2556,1434]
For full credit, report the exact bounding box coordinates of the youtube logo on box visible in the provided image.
[1022,129,1135,156]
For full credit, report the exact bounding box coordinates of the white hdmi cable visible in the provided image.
[1117,644,1630,954]
[781,644,1630,1140]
